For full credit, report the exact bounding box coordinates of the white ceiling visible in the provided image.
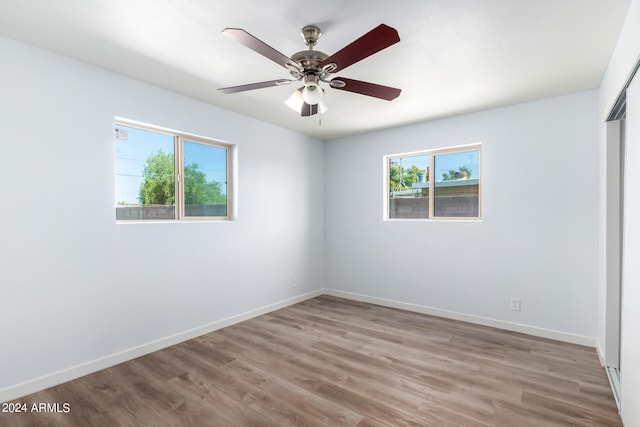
[0,0,631,139]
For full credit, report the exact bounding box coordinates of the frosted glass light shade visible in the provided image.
[285,89,304,111]
[302,85,322,105]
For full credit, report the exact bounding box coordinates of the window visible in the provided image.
[386,145,481,220]
[114,120,232,221]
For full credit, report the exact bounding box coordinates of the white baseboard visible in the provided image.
[323,289,597,348]
[0,289,323,403]
[596,342,607,367]
[1,287,598,403]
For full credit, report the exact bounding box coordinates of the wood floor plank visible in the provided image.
[0,295,621,426]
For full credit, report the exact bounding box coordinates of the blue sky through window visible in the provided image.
[114,125,227,205]
[390,150,479,182]
[434,150,479,181]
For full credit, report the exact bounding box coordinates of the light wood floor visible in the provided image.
[2,296,622,426]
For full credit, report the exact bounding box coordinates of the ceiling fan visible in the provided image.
[218,24,401,116]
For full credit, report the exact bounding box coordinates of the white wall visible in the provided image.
[598,0,640,423]
[0,36,324,399]
[324,90,600,339]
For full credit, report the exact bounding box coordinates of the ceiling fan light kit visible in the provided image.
[219,23,401,117]
[285,87,328,115]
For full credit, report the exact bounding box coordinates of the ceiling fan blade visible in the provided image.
[320,24,400,73]
[218,79,293,94]
[301,103,318,117]
[331,78,401,101]
[222,28,302,72]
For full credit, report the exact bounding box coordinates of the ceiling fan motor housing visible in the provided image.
[291,50,328,78]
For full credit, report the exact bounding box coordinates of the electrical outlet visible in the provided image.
[510,298,521,312]
[292,277,299,288]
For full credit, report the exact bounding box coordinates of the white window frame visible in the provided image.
[384,143,482,221]
[115,118,234,222]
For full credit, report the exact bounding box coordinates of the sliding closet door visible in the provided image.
[620,73,640,426]
[605,118,623,385]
